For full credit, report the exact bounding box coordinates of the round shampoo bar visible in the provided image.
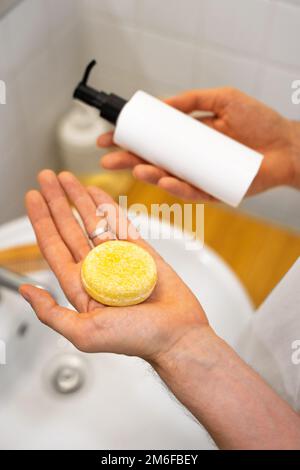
[81,240,157,306]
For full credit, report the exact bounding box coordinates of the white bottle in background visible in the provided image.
[74,61,264,207]
[57,100,113,175]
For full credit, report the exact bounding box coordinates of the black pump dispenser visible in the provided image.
[73,60,127,124]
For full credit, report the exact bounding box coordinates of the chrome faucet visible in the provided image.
[0,265,54,297]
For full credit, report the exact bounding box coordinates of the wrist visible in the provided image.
[288,120,300,189]
[151,324,222,378]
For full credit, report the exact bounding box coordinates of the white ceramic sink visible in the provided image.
[0,215,253,450]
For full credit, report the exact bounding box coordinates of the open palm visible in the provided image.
[20,170,207,363]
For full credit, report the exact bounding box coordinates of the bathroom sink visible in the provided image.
[0,215,253,450]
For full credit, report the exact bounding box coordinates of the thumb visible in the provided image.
[19,284,80,342]
[165,88,221,114]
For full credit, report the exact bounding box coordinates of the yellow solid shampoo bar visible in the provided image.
[81,241,157,306]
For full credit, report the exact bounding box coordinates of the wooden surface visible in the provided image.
[127,180,300,307]
[0,243,46,273]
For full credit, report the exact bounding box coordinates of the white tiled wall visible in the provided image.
[0,0,81,224]
[0,0,300,229]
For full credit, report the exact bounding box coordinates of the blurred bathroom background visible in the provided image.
[0,0,300,229]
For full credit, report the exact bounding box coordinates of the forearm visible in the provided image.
[289,120,300,189]
[153,326,300,450]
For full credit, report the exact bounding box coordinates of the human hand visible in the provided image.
[98,88,299,200]
[19,170,300,450]
[19,170,208,363]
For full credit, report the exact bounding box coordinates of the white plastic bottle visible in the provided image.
[57,100,134,198]
[57,100,113,175]
[74,61,263,207]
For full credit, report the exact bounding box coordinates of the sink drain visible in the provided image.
[45,354,89,396]
[52,365,84,394]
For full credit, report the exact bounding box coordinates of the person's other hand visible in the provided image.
[19,170,208,363]
[98,88,298,200]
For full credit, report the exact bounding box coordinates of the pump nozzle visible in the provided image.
[73,60,127,124]
[81,59,97,85]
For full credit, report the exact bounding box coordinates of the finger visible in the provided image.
[134,164,214,201]
[87,185,161,260]
[198,116,216,128]
[86,185,136,240]
[19,284,81,344]
[158,176,214,201]
[165,88,221,114]
[88,185,163,262]
[25,190,75,275]
[97,131,114,147]
[101,151,144,170]
[198,115,230,137]
[38,170,90,261]
[132,164,169,185]
[58,171,114,245]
